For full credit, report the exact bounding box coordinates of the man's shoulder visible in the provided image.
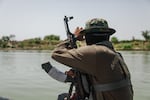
[76,45,113,54]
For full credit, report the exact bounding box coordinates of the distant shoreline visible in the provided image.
[0,41,150,51]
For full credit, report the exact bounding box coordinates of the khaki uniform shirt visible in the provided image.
[52,40,133,100]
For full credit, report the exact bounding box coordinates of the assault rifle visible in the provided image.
[61,16,87,100]
[64,16,77,49]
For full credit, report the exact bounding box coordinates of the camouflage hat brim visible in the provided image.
[80,27,116,35]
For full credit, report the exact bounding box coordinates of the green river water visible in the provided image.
[0,50,150,100]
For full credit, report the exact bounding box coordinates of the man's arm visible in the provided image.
[42,62,74,82]
[51,41,97,76]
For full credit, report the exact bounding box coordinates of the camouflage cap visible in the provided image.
[80,18,116,35]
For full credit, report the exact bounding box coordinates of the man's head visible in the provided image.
[80,18,116,45]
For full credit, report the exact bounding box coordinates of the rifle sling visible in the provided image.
[93,78,131,92]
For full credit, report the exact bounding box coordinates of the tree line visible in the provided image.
[0,30,150,50]
[111,30,150,43]
[0,34,60,50]
[111,30,150,50]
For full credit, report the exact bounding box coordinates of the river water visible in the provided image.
[0,50,150,100]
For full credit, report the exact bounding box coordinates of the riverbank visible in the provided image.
[0,40,150,51]
[113,40,150,51]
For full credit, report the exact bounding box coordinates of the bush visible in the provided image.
[146,42,150,50]
[111,37,119,43]
[122,43,133,50]
[44,34,60,41]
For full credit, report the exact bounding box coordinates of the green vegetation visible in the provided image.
[111,39,150,51]
[111,37,119,43]
[110,30,150,50]
[142,30,150,41]
[0,34,60,50]
[113,40,150,50]
[0,30,150,51]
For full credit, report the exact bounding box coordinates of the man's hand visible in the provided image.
[65,69,76,78]
[41,62,52,73]
[74,27,84,41]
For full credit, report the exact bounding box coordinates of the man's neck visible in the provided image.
[96,41,114,50]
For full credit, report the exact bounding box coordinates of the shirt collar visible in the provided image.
[96,41,114,50]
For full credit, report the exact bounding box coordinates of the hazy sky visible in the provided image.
[0,0,150,40]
